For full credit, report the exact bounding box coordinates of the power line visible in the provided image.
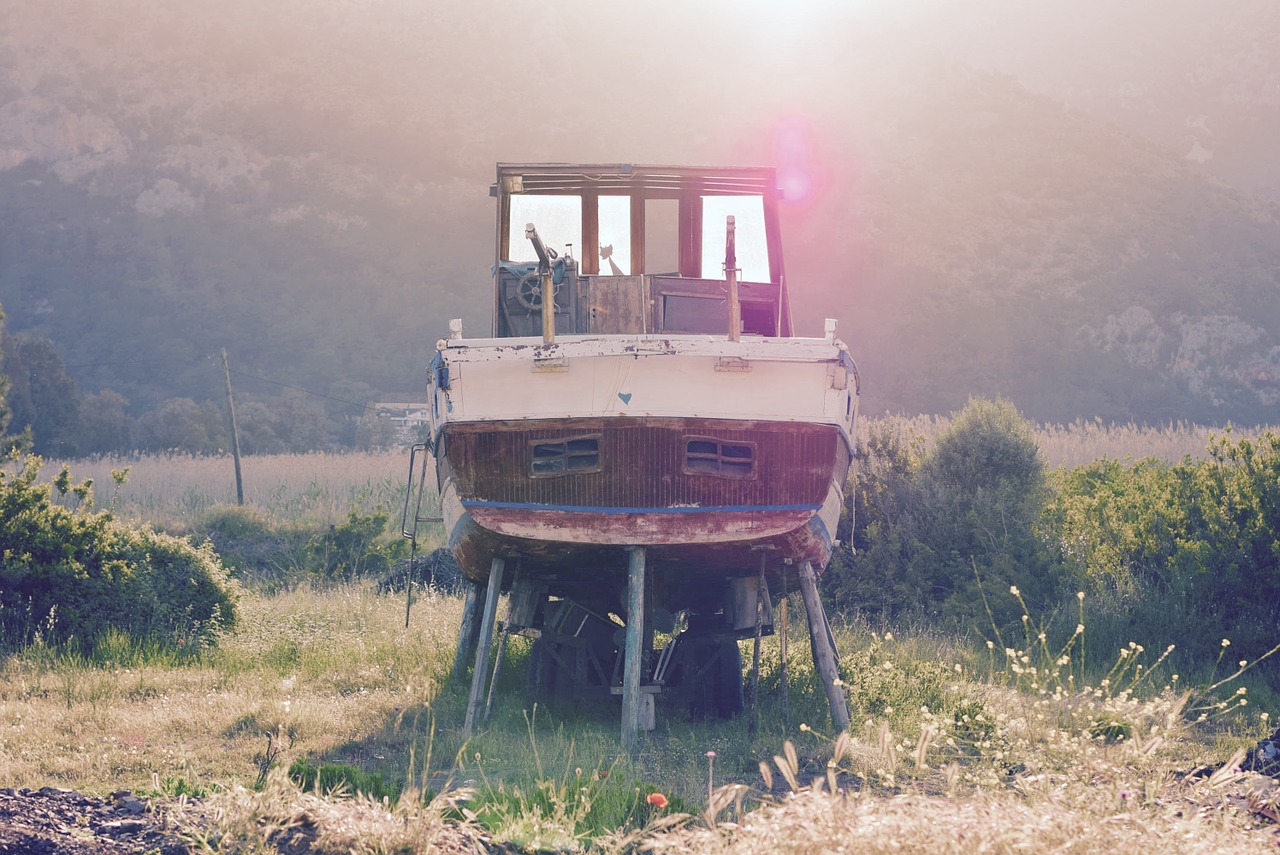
[222,365,378,412]
[66,351,400,414]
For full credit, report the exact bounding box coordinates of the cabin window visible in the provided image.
[508,195,581,263]
[662,294,725,333]
[662,295,775,335]
[701,195,770,282]
[597,195,631,275]
[530,435,602,477]
[684,437,756,479]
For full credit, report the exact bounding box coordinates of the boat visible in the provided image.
[406,163,859,746]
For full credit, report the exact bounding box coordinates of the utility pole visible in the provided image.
[220,348,244,505]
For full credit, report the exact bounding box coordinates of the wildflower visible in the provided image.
[1077,591,1085,601]
[1222,639,1231,648]
[1010,586,1020,596]
[706,750,716,759]
[646,792,668,809]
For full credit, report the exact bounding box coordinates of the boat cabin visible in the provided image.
[490,163,794,339]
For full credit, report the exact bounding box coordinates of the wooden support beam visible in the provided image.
[779,569,789,728]
[749,554,766,737]
[463,557,505,736]
[621,547,646,753]
[451,582,483,682]
[797,561,850,732]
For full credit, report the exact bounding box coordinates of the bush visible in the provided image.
[1048,430,1280,668]
[0,455,237,653]
[196,504,312,589]
[827,399,1063,636]
[306,509,404,582]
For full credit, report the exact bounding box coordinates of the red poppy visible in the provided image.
[646,792,668,809]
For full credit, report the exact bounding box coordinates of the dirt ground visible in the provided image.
[0,787,191,854]
[0,785,498,854]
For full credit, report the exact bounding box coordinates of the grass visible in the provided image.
[3,582,1278,852]
[13,429,1279,850]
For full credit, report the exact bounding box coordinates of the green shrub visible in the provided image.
[306,508,404,582]
[0,454,237,654]
[288,757,399,801]
[196,504,311,588]
[1048,430,1280,669]
[828,399,1063,635]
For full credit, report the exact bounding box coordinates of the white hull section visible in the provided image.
[428,331,858,447]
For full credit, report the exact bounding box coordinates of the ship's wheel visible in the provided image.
[516,270,560,311]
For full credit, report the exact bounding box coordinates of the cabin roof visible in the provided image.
[494,163,780,199]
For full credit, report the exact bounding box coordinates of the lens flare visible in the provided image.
[772,116,822,206]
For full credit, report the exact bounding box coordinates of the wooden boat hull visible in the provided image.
[437,416,850,606]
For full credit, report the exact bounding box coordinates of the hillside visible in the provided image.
[1,0,1279,426]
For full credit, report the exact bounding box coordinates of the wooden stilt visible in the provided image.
[483,620,511,722]
[621,547,646,753]
[797,561,849,732]
[463,557,505,736]
[748,554,766,737]
[779,569,789,728]
[451,582,483,682]
[484,567,523,721]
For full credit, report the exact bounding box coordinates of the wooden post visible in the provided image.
[725,216,740,342]
[748,554,766,737]
[484,569,522,721]
[779,569,789,728]
[452,582,483,681]
[621,547,646,753]
[220,349,244,505]
[463,558,505,736]
[540,269,556,344]
[797,561,850,732]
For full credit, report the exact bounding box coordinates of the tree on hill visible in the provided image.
[0,302,9,438]
[1,334,81,457]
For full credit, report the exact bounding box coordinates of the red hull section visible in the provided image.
[439,417,848,603]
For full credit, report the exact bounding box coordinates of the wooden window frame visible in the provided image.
[682,436,757,480]
[529,434,603,478]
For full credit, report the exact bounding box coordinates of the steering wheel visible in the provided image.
[516,270,560,311]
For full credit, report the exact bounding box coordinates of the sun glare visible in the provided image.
[772,116,822,206]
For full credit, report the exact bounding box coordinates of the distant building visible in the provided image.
[372,402,430,442]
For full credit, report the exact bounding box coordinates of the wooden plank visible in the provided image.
[621,547,646,753]
[587,276,649,334]
[463,557,505,736]
[798,561,849,732]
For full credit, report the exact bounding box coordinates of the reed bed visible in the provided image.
[39,450,410,528]
[44,420,1275,529]
[858,416,1276,469]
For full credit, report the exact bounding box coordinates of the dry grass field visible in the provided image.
[3,583,1278,852]
[7,421,1277,851]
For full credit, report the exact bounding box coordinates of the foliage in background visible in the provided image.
[195,503,407,590]
[0,454,238,654]
[1049,430,1280,665]
[830,399,1280,681]
[828,399,1063,635]
[0,301,9,438]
